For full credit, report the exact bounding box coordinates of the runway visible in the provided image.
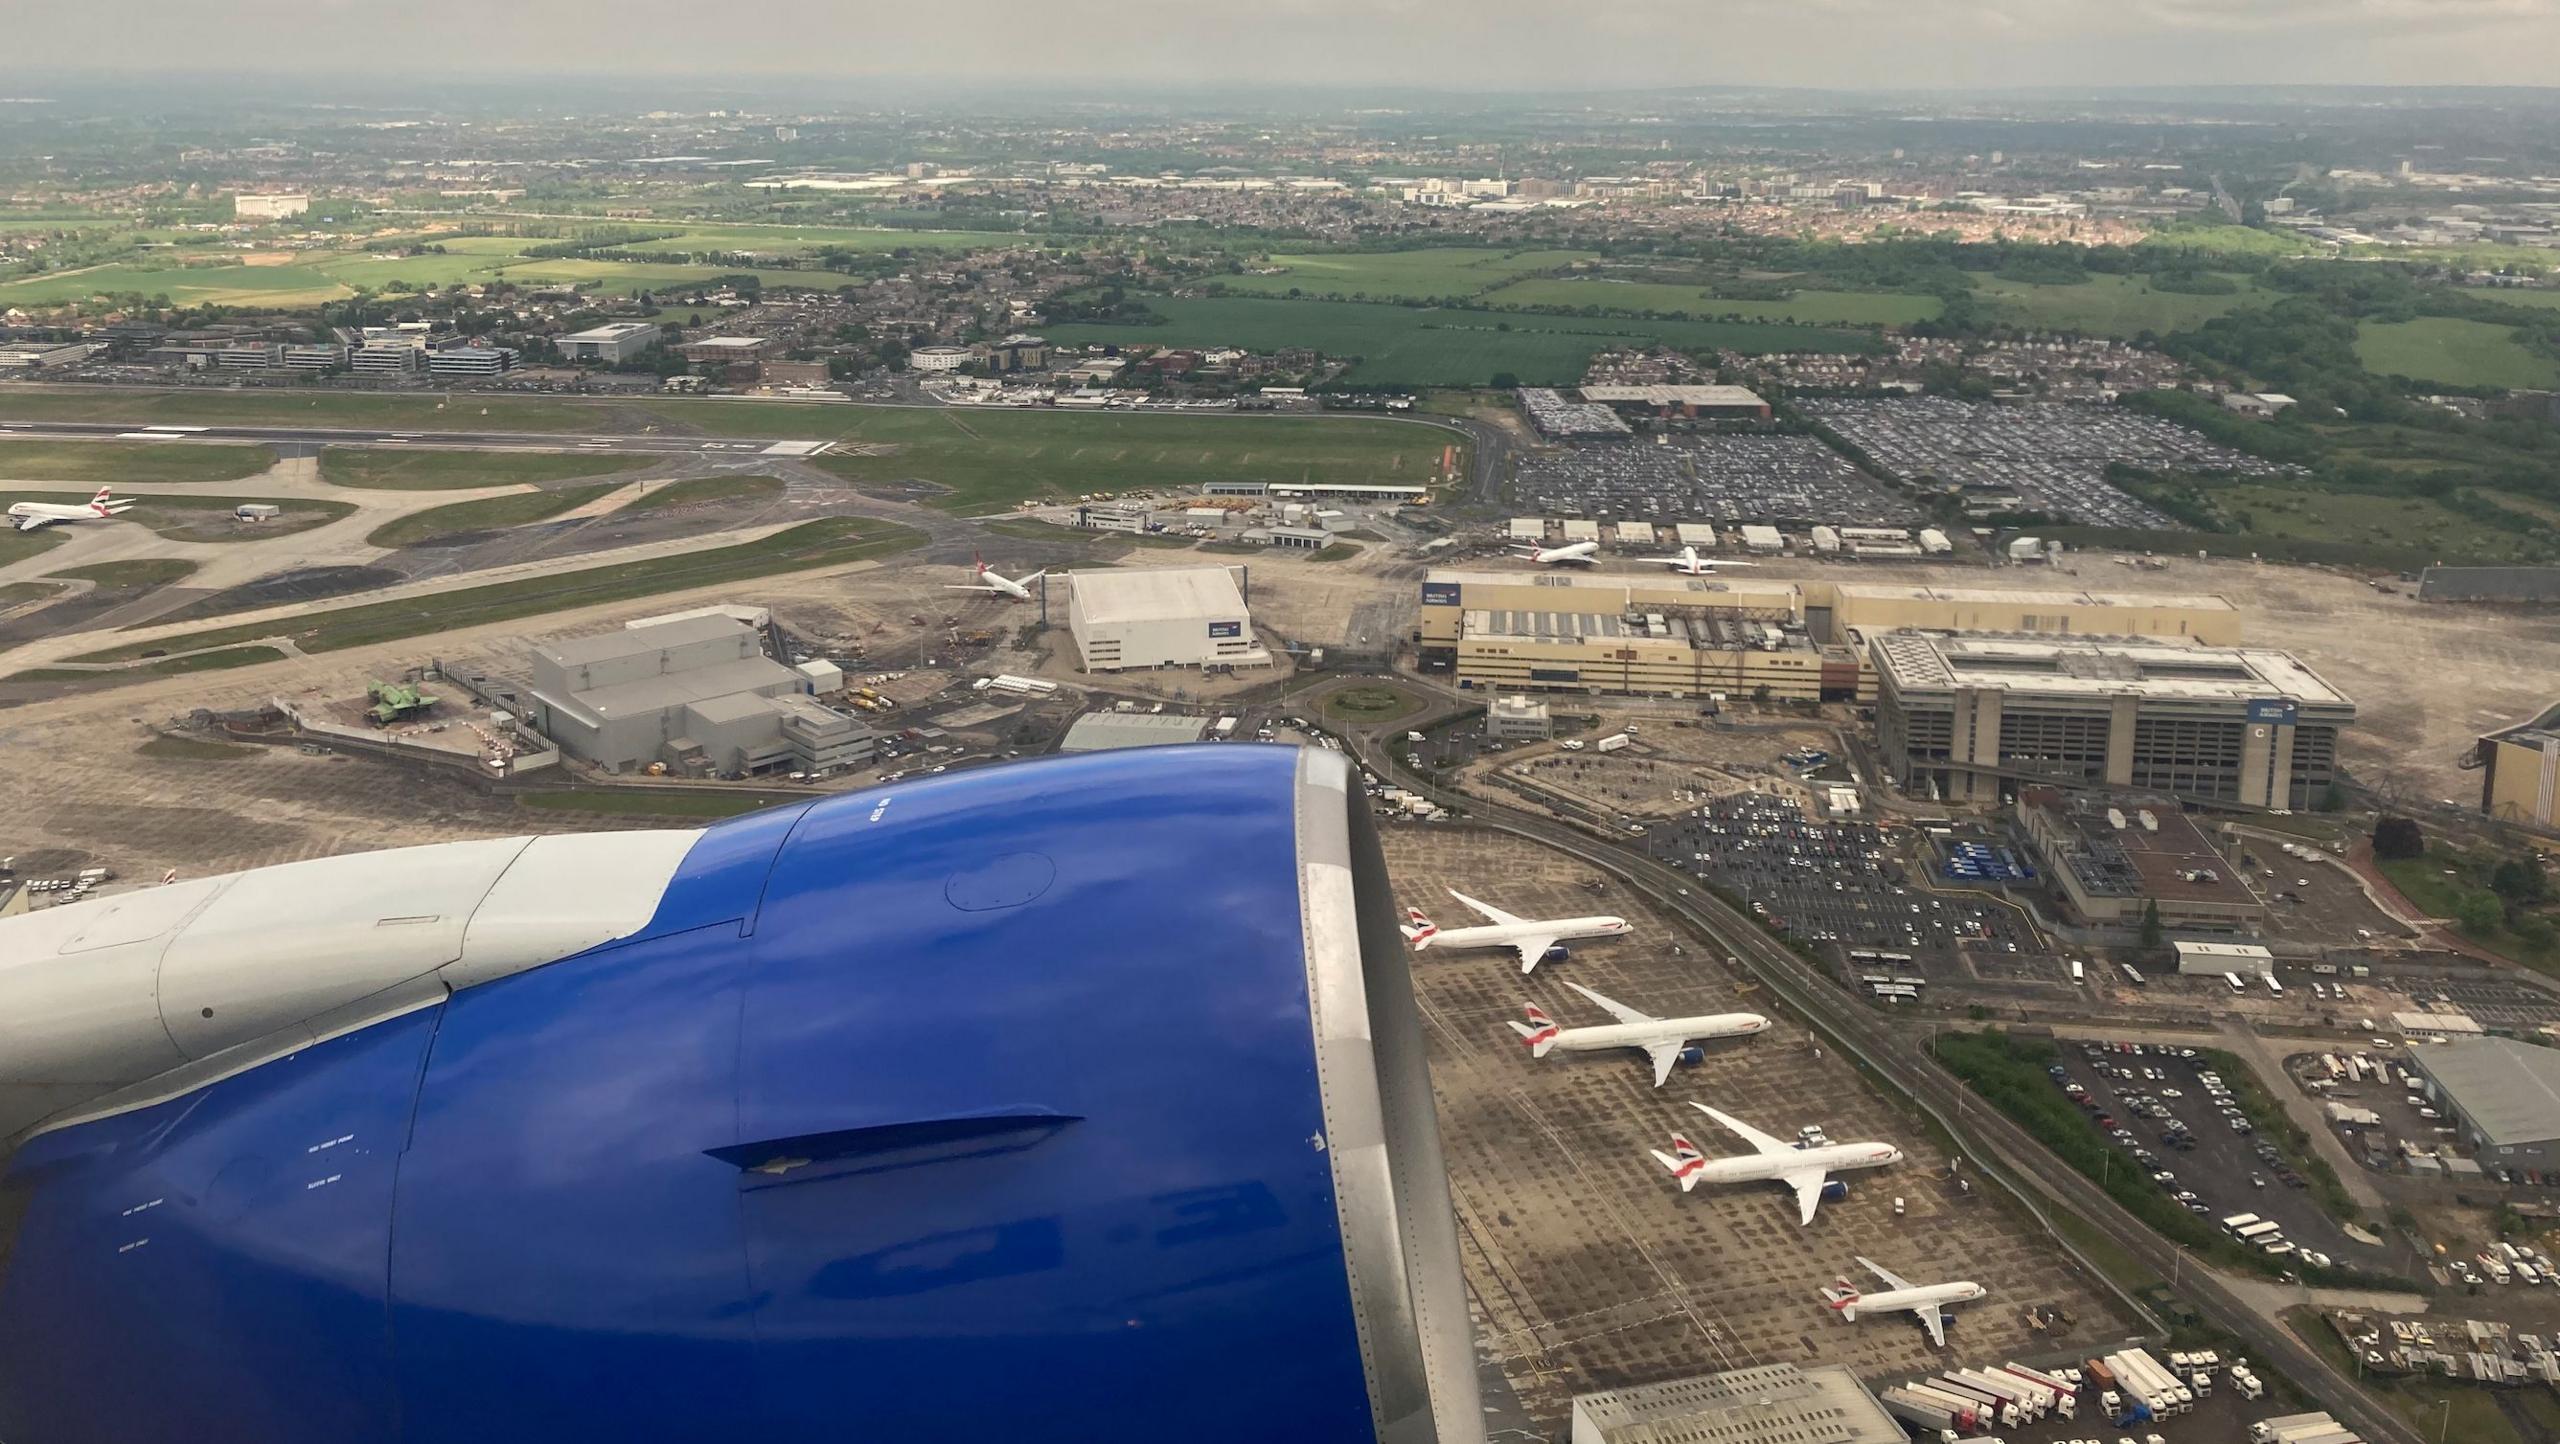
[0,419,836,458]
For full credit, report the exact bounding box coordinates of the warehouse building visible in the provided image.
[1065,566,1269,673]
[2017,787,2267,931]
[558,322,664,363]
[2172,939,2276,975]
[523,615,872,776]
[233,192,309,219]
[1571,1363,1901,1444]
[1579,383,1772,421]
[2475,705,2560,832]
[2410,1038,2560,1170]
[1871,631,2355,807]
[1058,712,1212,752]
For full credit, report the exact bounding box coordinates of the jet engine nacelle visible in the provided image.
[0,745,1477,1444]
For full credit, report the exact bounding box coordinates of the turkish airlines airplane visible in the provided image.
[8,486,135,532]
[1826,1256,1985,1347]
[1637,546,1753,576]
[1508,981,1770,1086]
[1509,540,1598,566]
[1401,889,1628,972]
[946,554,1046,600]
[1649,1103,1903,1224]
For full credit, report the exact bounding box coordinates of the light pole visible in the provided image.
[2433,1396,2451,1444]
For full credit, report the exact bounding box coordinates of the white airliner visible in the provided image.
[8,486,135,532]
[946,554,1046,600]
[1826,1256,1985,1347]
[1509,540,1599,566]
[1508,981,1770,1086]
[1638,546,1753,576]
[1650,1103,1903,1224]
[1401,889,1629,972]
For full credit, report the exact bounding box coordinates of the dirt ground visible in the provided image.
[1380,824,2130,1425]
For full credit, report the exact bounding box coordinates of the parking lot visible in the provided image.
[1513,434,1922,526]
[2054,1040,2383,1273]
[1379,825,2127,1427]
[1800,397,2296,528]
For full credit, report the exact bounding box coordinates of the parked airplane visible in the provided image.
[1649,1104,1902,1224]
[1401,889,1629,972]
[8,486,134,532]
[946,553,1046,599]
[1508,540,1599,566]
[1508,981,1769,1086]
[1826,1257,1985,1347]
[1637,546,1752,576]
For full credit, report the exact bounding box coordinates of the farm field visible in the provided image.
[1047,295,1881,387]
[2355,316,2560,390]
[0,440,276,484]
[319,447,649,490]
[1976,272,2269,336]
[364,482,624,547]
[1478,277,1942,325]
[1216,248,1593,300]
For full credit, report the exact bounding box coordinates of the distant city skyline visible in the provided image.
[16,0,2560,93]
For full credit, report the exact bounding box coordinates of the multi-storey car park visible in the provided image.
[1512,434,1921,527]
[1866,630,2356,809]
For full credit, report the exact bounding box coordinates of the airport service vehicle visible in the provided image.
[1824,1258,1985,1348]
[1509,540,1600,566]
[7,485,134,531]
[1877,1385,1971,1438]
[943,553,1047,600]
[1595,733,1632,753]
[1508,981,1768,1086]
[1636,545,1754,576]
[0,746,1481,1444]
[1651,1104,1902,1224]
[1401,888,1630,973]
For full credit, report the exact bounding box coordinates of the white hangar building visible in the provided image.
[1066,566,1271,673]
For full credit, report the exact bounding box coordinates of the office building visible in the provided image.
[282,344,344,371]
[524,615,869,775]
[2477,705,2560,830]
[1571,1363,1902,1444]
[676,336,772,365]
[2018,788,2265,931]
[977,334,1048,372]
[215,344,282,371]
[1486,695,1552,741]
[909,345,973,372]
[426,346,517,377]
[1870,631,2354,807]
[349,344,419,377]
[558,322,664,363]
[2411,1038,2560,1169]
[1066,567,1270,673]
[233,193,309,220]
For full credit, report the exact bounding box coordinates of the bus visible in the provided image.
[2068,959,2086,984]
[1877,950,1916,966]
[1848,949,1883,964]
[2121,963,2147,988]
[2262,975,2285,998]
[2225,972,2248,994]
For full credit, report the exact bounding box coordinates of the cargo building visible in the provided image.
[1066,566,1270,673]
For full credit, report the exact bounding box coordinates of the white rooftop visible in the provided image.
[1580,384,1769,408]
[1869,632,2351,707]
[1069,566,1249,625]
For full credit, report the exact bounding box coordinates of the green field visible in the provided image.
[1217,248,1593,300]
[320,447,648,490]
[0,528,65,566]
[620,474,787,512]
[0,262,359,308]
[806,407,1448,513]
[0,489,355,542]
[2162,482,2555,562]
[365,483,623,547]
[0,440,276,484]
[17,645,289,682]
[1479,277,1942,325]
[71,517,922,662]
[2480,288,2560,311]
[1048,296,1881,387]
[0,582,57,607]
[2355,316,2560,390]
[1976,272,2267,336]
[47,559,197,588]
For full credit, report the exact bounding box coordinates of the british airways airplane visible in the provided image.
[0,746,1478,1444]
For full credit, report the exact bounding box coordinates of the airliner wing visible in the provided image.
[1916,1301,1947,1347]
[1562,981,1657,1028]
[1509,935,1560,974]
[943,584,1007,593]
[13,516,49,532]
[1645,1043,1685,1088]
[1784,1168,1831,1226]
[1858,1256,1916,1292]
[1692,1103,1792,1156]
[1448,889,1523,927]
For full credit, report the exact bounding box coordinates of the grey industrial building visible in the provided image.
[524,615,873,776]
[558,321,663,363]
[1058,712,1212,753]
[1870,631,2354,808]
[1570,1363,1902,1444]
[2411,1038,2560,1172]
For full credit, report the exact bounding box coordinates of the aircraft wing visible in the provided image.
[1915,1301,1947,1347]
[1448,889,1523,927]
[13,515,49,532]
[1645,1043,1685,1088]
[1692,1103,1793,1156]
[1508,935,1560,974]
[943,584,1007,593]
[1858,1255,1916,1292]
[1784,1168,1831,1226]
[1562,981,1657,1028]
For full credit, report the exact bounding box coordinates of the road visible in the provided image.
[1329,704,2422,1444]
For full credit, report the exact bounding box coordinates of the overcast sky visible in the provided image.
[15,0,2560,91]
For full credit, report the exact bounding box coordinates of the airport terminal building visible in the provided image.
[1066,566,1271,673]
[2475,704,2560,832]
[1870,631,2354,808]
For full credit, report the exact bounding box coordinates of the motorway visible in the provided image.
[0,419,837,458]
[1330,700,2423,1444]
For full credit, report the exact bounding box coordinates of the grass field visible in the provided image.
[0,440,276,484]
[2166,482,2556,562]
[364,483,623,547]
[620,474,787,512]
[807,408,1449,512]
[72,517,922,661]
[1976,273,2268,336]
[518,788,799,819]
[46,559,197,588]
[1217,248,1593,301]
[0,528,65,566]
[2379,848,2560,978]
[2355,316,2560,390]
[0,582,57,607]
[17,645,290,682]
[0,489,355,543]
[1047,296,1881,387]
[1479,277,1942,325]
[319,447,649,490]
[1321,683,1422,721]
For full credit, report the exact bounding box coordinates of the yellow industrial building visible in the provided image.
[2476,706,2560,831]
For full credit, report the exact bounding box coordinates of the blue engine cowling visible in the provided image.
[0,745,1477,1443]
